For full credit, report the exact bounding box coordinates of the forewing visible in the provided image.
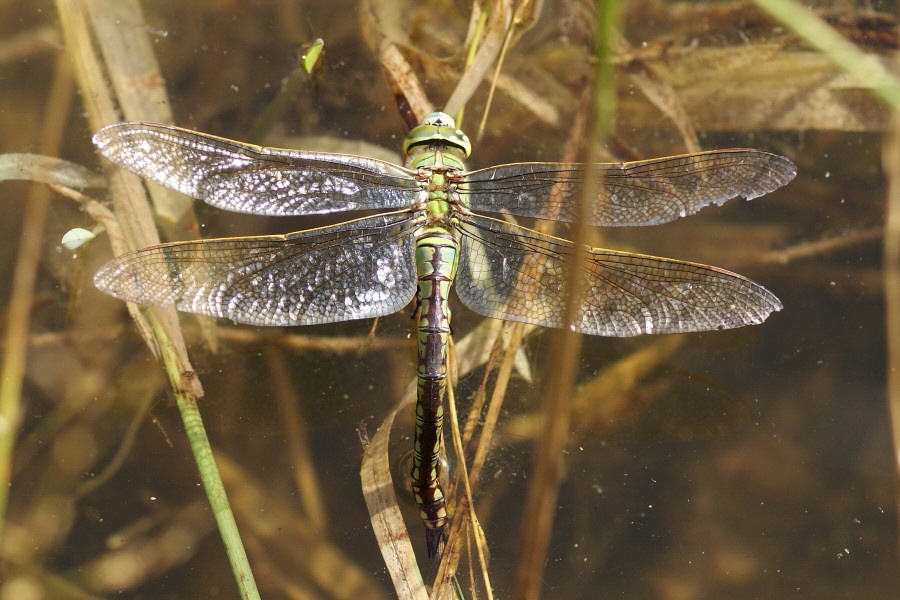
[93,122,420,216]
[460,149,796,226]
[454,214,782,337]
[94,212,420,326]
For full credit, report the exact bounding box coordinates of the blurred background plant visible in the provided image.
[0,0,896,598]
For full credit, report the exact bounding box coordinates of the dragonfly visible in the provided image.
[93,112,795,558]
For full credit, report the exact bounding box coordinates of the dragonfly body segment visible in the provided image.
[93,111,795,559]
[410,231,459,557]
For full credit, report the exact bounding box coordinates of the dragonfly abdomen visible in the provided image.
[410,230,459,558]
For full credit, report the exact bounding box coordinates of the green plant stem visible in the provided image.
[752,0,900,109]
[511,2,621,599]
[151,315,260,600]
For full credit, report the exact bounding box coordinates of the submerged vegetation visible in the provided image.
[0,0,896,598]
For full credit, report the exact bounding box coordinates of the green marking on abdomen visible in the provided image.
[411,230,459,558]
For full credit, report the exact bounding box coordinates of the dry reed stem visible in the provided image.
[360,0,433,127]
[359,380,428,600]
[511,66,599,600]
[444,0,511,118]
[53,2,270,596]
[511,192,584,600]
[56,0,152,356]
[433,353,494,600]
[475,0,541,138]
[0,51,73,540]
[459,327,506,449]
[882,109,900,524]
[465,321,527,491]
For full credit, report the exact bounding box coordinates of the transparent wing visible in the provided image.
[93,122,421,216]
[460,149,796,226]
[94,212,421,326]
[454,213,781,337]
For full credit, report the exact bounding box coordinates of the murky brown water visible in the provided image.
[0,1,895,598]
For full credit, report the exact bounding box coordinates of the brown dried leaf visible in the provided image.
[620,45,889,131]
[359,382,428,600]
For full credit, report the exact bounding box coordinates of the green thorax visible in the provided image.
[404,112,471,221]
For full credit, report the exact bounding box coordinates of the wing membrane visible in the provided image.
[93,122,420,216]
[460,149,796,226]
[94,212,421,326]
[454,213,781,336]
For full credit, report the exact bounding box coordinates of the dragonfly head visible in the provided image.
[403,112,472,159]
